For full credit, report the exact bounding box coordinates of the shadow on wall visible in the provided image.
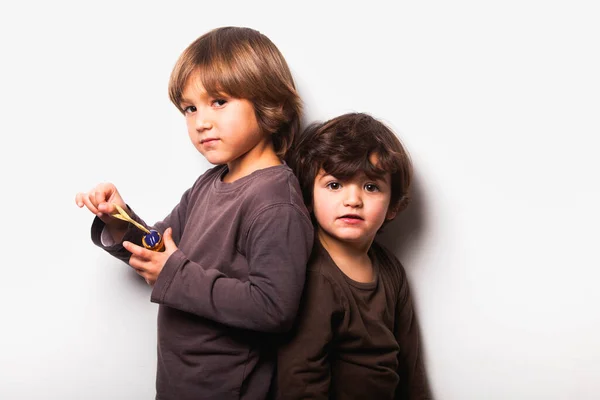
[377,170,428,272]
[377,171,436,398]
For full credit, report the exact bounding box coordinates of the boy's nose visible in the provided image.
[195,114,212,131]
[343,187,363,208]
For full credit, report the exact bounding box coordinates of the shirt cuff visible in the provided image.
[100,226,116,246]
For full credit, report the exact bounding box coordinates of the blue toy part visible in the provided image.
[142,230,165,252]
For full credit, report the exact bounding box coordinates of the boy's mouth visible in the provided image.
[200,138,219,144]
[338,214,363,220]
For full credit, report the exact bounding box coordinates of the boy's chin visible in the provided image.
[321,230,376,248]
[202,154,229,166]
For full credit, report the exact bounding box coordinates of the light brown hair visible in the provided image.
[168,27,302,159]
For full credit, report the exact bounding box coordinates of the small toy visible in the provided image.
[111,204,165,252]
[141,229,165,252]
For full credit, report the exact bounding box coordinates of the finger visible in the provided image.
[129,258,146,272]
[98,200,118,215]
[163,228,176,251]
[75,193,84,208]
[80,192,100,215]
[123,241,152,260]
[94,190,110,213]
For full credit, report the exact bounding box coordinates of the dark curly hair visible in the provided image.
[287,112,412,216]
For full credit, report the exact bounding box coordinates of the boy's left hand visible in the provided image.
[123,227,177,286]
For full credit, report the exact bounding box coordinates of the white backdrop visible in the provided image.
[1,1,599,399]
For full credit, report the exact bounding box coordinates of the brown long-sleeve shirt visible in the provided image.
[276,240,431,399]
[92,164,314,400]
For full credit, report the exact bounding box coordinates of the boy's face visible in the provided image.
[312,167,397,251]
[179,72,270,172]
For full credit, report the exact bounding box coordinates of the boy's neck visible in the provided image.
[318,229,375,283]
[223,143,281,183]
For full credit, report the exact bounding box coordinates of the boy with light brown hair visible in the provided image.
[76,27,313,400]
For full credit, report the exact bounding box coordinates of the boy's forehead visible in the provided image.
[316,168,391,183]
[315,152,389,179]
[181,69,229,101]
[182,72,208,98]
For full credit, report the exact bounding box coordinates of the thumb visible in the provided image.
[98,201,119,215]
[163,227,177,250]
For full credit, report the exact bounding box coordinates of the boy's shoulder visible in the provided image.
[308,240,406,279]
[189,164,227,189]
[237,164,306,210]
[246,162,298,189]
[187,164,310,227]
[370,240,408,292]
[303,242,351,307]
[191,164,300,198]
[306,241,348,288]
[370,241,402,267]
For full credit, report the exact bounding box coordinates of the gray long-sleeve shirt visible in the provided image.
[92,164,313,400]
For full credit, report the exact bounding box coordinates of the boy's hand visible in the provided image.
[75,182,127,226]
[123,228,177,286]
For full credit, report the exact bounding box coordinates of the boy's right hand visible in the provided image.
[75,182,128,228]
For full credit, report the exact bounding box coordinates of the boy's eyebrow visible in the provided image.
[366,175,392,187]
[179,91,229,105]
[316,172,335,181]
[179,86,210,104]
[371,175,389,183]
[179,93,202,104]
[318,172,390,185]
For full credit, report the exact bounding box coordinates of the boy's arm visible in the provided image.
[394,265,432,400]
[91,213,146,264]
[276,271,343,399]
[151,204,314,332]
[90,187,191,264]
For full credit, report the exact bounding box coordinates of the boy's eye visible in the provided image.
[326,182,341,190]
[364,183,379,192]
[183,105,196,114]
[212,99,227,107]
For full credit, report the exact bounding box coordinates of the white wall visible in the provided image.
[1,1,599,399]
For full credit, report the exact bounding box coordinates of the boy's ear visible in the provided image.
[386,205,399,221]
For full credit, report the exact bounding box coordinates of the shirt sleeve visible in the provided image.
[276,270,345,399]
[393,264,433,400]
[90,183,194,264]
[150,203,314,333]
[90,208,147,265]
